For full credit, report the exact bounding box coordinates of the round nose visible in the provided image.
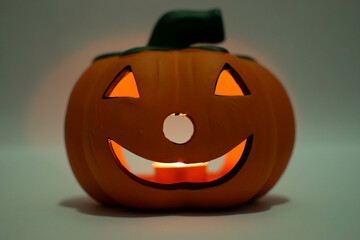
[163,113,195,144]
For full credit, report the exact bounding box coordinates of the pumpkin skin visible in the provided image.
[65,49,294,209]
[65,9,295,209]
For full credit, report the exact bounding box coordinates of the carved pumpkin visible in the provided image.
[65,9,295,209]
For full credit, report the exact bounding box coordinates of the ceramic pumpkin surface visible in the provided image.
[65,9,295,209]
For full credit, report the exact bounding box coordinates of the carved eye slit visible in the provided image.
[215,63,250,96]
[103,66,140,98]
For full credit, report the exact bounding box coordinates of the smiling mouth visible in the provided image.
[108,135,253,190]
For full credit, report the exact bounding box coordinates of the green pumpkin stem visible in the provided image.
[148,9,224,49]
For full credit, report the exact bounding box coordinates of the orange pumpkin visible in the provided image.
[65,9,295,209]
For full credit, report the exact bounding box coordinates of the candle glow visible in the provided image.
[152,161,208,168]
[108,138,248,184]
[153,161,208,184]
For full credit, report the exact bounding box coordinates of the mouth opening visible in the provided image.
[108,135,253,190]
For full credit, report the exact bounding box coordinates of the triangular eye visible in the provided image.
[215,63,250,96]
[103,66,140,98]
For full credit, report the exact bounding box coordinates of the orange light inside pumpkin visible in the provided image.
[215,69,244,96]
[215,63,251,96]
[108,138,247,184]
[153,162,208,184]
[103,66,140,98]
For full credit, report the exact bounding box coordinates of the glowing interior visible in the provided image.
[104,67,140,98]
[108,139,247,184]
[152,162,208,168]
[215,69,244,96]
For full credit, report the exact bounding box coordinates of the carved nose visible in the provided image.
[163,113,195,144]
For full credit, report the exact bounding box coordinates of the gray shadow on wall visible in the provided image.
[59,194,289,217]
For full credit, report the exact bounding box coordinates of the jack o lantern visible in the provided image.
[65,9,295,209]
